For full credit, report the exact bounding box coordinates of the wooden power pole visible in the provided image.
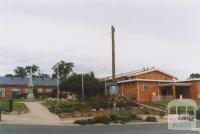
[111,25,116,81]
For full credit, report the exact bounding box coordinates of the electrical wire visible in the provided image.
[16,32,111,63]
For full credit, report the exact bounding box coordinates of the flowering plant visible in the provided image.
[107,95,136,108]
[46,95,78,108]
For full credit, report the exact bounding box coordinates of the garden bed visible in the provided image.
[74,110,157,125]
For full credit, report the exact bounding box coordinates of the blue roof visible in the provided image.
[0,77,57,87]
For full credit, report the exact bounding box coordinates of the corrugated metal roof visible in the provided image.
[100,68,177,81]
[0,76,57,86]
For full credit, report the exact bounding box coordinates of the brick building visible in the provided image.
[103,68,200,102]
[0,76,57,98]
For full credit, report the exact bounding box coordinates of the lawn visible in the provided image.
[0,99,29,114]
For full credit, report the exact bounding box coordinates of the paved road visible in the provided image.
[0,123,198,134]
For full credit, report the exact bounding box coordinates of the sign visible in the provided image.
[108,81,118,95]
[167,99,197,130]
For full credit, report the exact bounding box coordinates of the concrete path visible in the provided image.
[1,102,76,126]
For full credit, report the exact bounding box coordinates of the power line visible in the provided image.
[16,32,111,63]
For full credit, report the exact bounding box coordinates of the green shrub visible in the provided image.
[93,113,111,124]
[145,116,157,122]
[45,96,91,114]
[118,115,132,122]
[61,104,91,113]
[110,111,138,123]
[74,118,96,125]
[87,119,96,124]
[118,110,138,120]
[74,112,140,125]
[130,113,138,120]
[48,103,91,114]
[110,113,118,121]
[87,96,108,109]
[74,119,89,125]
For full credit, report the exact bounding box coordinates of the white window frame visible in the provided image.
[0,87,6,97]
[142,83,148,91]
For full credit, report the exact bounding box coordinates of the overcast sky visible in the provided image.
[1,0,200,80]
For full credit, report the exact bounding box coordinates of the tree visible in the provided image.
[25,65,40,75]
[8,65,50,78]
[5,74,14,77]
[14,67,27,77]
[52,61,74,80]
[38,73,50,78]
[60,72,104,97]
[189,73,200,79]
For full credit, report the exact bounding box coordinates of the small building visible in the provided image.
[103,68,200,102]
[0,76,57,98]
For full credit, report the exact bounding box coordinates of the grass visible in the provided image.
[40,101,48,107]
[0,99,29,114]
[13,102,29,113]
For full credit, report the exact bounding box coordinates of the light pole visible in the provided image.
[81,74,85,104]
[55,64,60,114]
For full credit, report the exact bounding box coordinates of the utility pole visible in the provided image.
[81,74,85,104]
[111,25,117,113]
[111,25,116,81]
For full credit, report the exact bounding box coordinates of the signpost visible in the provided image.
[108,81,118,95]
[108,81,118,113]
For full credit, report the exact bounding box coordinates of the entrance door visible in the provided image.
[12,87,20,97]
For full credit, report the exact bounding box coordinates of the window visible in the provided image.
[12,87,20,92]
[12,87,20,97]
[0,88,6,97]
[142,83,148,91]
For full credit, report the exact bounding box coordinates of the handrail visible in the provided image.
[133,101,167,113]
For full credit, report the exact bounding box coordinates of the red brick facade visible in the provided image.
[107,69,200,102]
[1,85,56,98]
[109,70,174,102]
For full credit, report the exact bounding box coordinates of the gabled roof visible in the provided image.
[117,79,175,84]
[0,76,57,87]
[126,69,177,79]
[102,68,177,80]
